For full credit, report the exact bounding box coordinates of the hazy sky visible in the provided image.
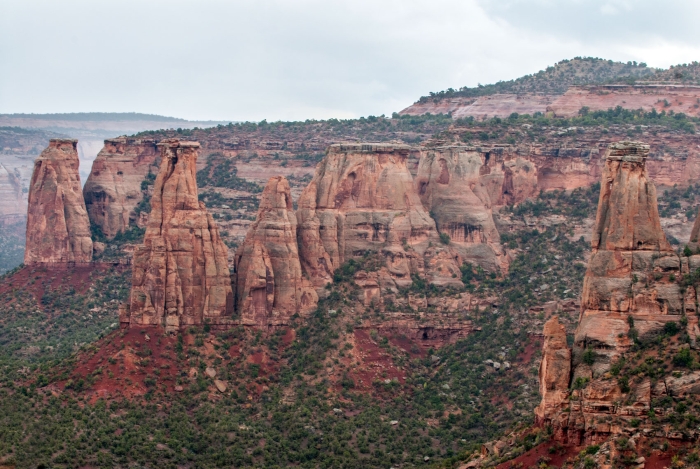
[1,0,699,121]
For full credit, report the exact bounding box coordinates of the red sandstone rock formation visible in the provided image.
[534,316,571,426]
[536,141,692,445]
[416,146,507,272]
[577,142,683,366]
[548,84,700,118]
[127,140,233,331]
[83,137,159,238]
[296,143,462,291]
[24,139,93,264]
[234,176,318,327]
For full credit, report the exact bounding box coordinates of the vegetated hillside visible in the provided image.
[0,183,605,468]
[639,61,700,84]
[417,57,656,103]
[0,220,26,274]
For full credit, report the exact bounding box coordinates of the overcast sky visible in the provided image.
[1,0,699,122]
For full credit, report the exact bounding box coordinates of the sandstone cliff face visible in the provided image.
[0,162,26,224]
[24,139,93,264]
[127,140,233,331]
[297,144,462,291]
[234,176,318,327]
[416,146,507,272]
[534,316,571,426]
[83,137,159,238]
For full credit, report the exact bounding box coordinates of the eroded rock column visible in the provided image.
[127,139,233,331]
[24,138,93,264]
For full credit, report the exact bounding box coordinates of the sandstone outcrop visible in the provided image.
[24,139,93,264]
[83,137,159,238]
[577,141,682,366]
[127,140,233,331]
[234,176,318,327]
[535,142,694,445]
[296,143,462,291]
[416,146,507,272]
[534,316,571,426]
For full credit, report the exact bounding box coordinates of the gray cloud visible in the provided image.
[1,0,698,121]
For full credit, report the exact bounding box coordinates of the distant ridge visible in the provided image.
[0,112,228,123]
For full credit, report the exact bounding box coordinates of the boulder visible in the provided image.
[127,139,234,331]
[234,176,317,327]
[24,139,93,264]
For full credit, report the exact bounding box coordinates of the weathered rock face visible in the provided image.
[24,139,93,264]
[416,146,507,272]
[297,144,462,291]
[83,137,159,238]
[234,176,318,327]
[127,140,233,331]
[0,162,26,224]
[577,142,683,366]
[535,142,695,445]
[534,317,571,425]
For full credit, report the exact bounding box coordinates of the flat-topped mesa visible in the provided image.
[535,317,571,428]
[297,143,462,292]
[24,139,93,264]
[578,141,682,365]
[126,139,233,331]
[416,146,507,273]
[83,137,159,238]
[234,176,318,327]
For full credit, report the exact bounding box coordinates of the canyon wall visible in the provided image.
[296,143,462,292]
[126,140,234,331]
[234,176,318,327]
[24,139,93,264]
[83,137,159,238]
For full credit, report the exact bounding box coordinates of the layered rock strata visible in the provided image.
[0,162,26,224]
[536,141,694,444]
[24,139,93,264]
[126,140,233,331]
[234,176,318,327]
[296,143,462,291]
[416,146,507,272]
[83,137,159,238]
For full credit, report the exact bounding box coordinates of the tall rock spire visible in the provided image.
[127,139,233,331]
[234,176,318,327]
[24,138,93,264]
[577,142,682,364]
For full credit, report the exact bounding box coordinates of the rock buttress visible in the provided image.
[296,143,462,292]
[127,139,233,331]
[83,137,159,238]
[24,138,93,264]
[415,146,507,273]
[234,176,318,327]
